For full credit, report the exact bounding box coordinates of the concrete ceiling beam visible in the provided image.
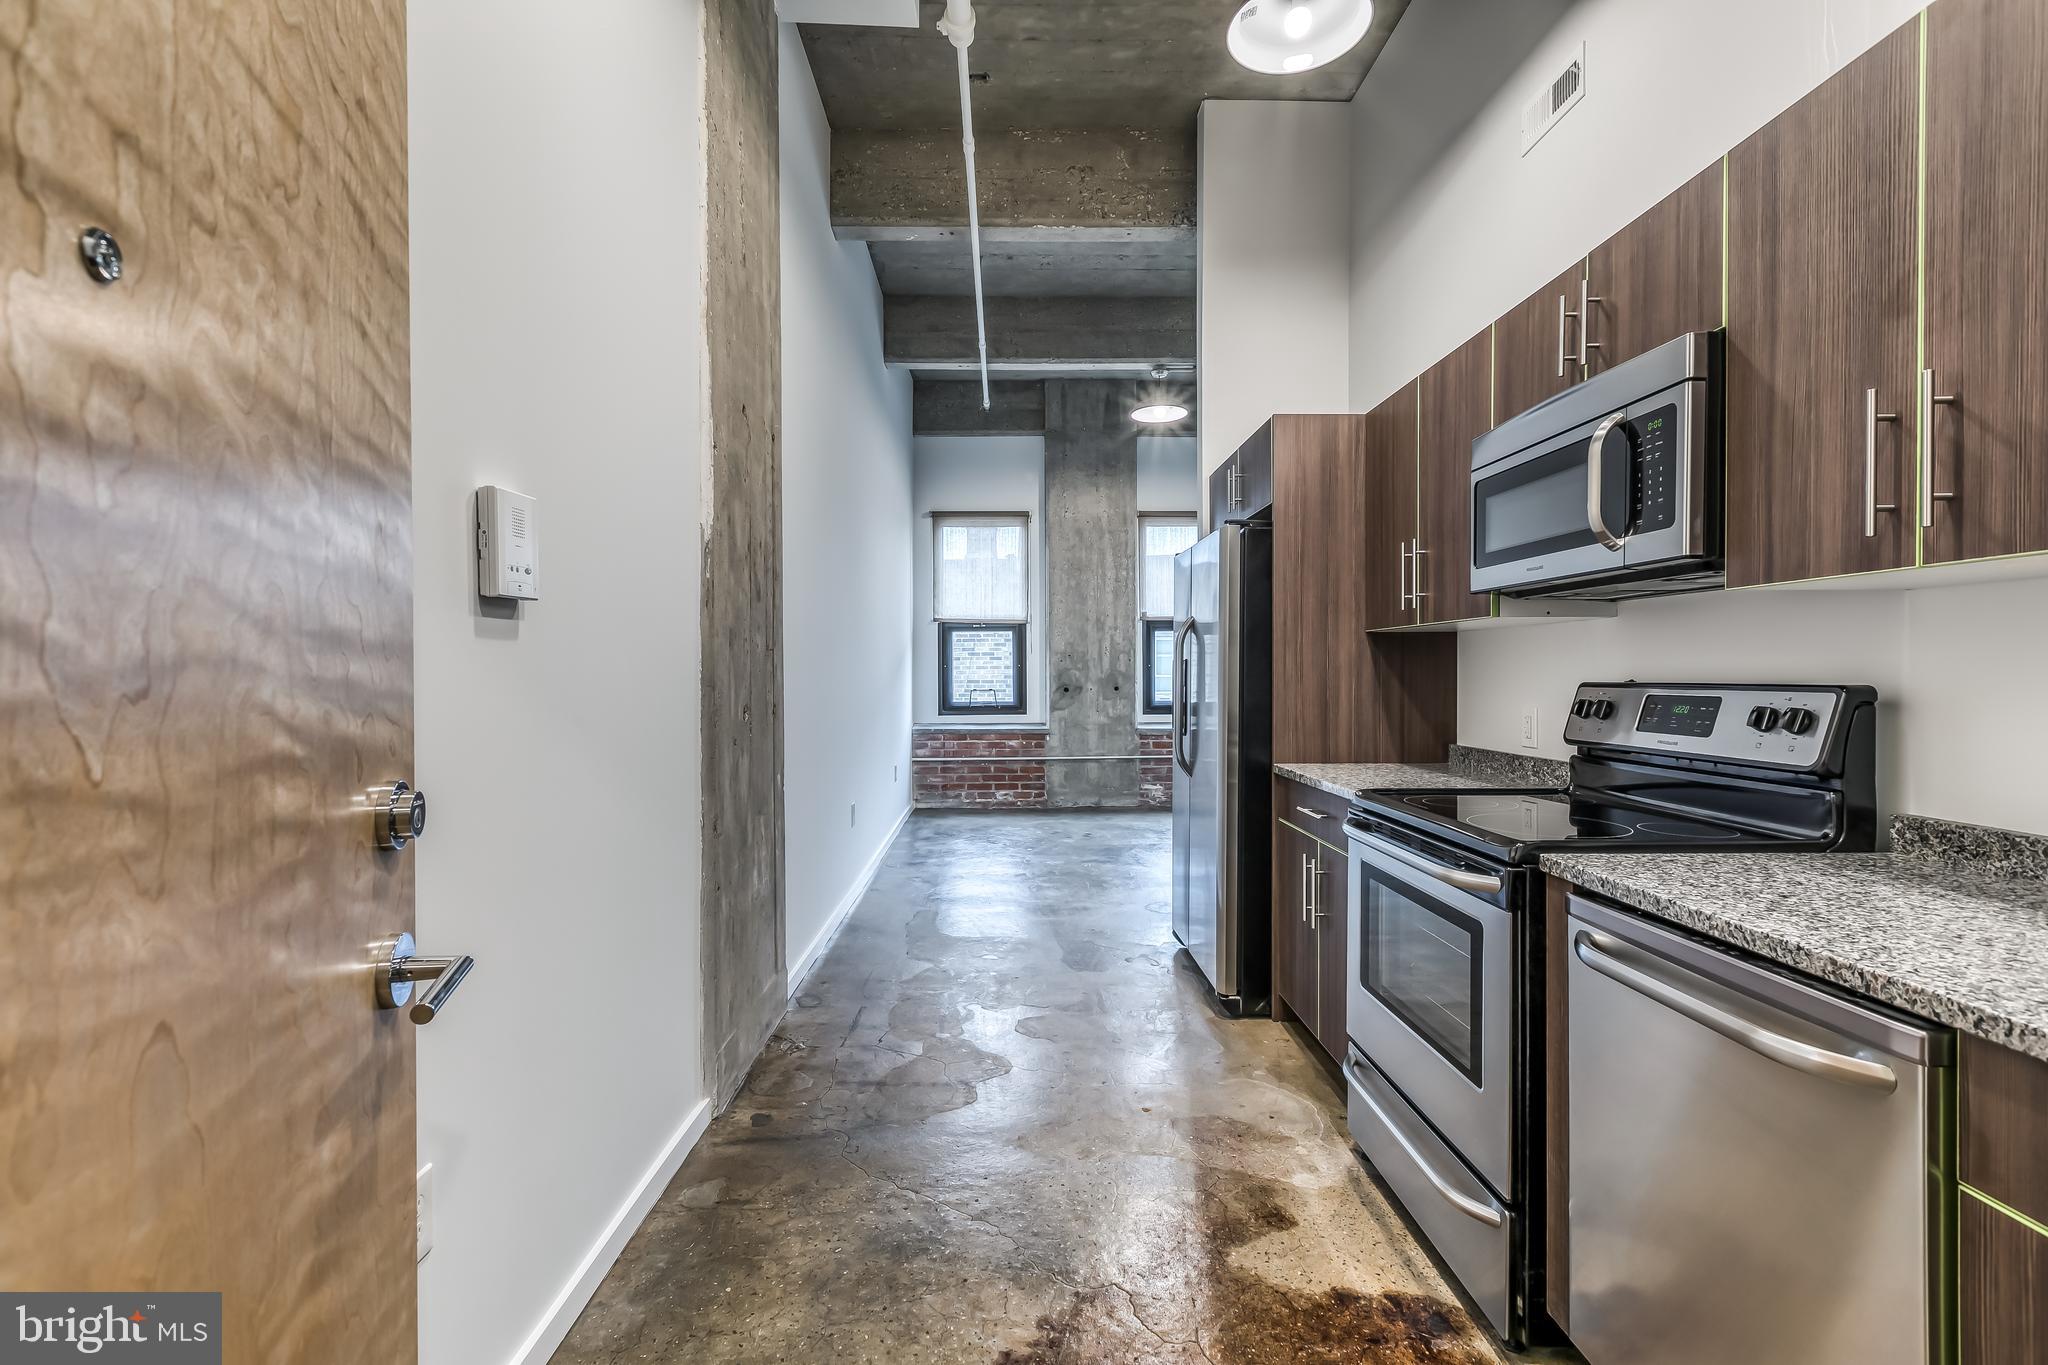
[831,128,1195,232]
[913,379,1048,435]
[884,295,1196,367]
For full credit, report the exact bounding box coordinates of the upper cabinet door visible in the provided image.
[1417,330,1495,624]
[1206,451,1238,529]
[1585,164,1725,375]
[1925,0,2048,564]
[1494,263,1588,426]
[1364,386,1421,631]
[1726,25,1920,586]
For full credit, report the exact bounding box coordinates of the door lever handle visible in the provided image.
[376,933,475,1024]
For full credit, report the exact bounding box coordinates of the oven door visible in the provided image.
[1346,824,1515,1195]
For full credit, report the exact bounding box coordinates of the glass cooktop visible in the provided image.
[1371,788,1769,859]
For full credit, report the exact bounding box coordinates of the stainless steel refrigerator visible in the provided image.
[1170,521,1272,1016]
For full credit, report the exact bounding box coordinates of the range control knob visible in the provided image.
[1746,705,1783,733]
[1571,699,1592,718]
[1779,706,1818,736]
[1591,699,1617,720]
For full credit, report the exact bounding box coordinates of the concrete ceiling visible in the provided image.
[869,229,1195,297]
[800,0,1408,133]
[804,0,1409,368]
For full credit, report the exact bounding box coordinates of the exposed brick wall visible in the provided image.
[913,728,1176,810]
[913,730,1048,808]
[1137,730,1174,809]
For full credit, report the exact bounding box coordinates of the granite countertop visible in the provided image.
[1543,817,2048,1060]
[1277,745,1570,800]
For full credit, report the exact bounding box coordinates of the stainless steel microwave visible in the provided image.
[1470,331,1723,600]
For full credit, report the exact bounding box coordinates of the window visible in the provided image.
[934,514,1029,715]
[1138,515,1198,715]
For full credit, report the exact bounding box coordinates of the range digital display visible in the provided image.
[1637,693,1722,737]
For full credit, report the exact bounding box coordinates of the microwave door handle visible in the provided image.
[1586,411,1627,551]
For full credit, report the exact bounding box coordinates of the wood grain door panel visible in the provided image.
[1962,1034,2048,1228]
[1417,331,1494,624]
[1962,1196,2048,1365]
[1363,387,1419,632]
[1495,264,1586,426]
[1272,815,1317,1028]
[0,2,416,1359]
[1585,163,1725,375]
[1926,0,2048,563]
[1726,25,1919,586]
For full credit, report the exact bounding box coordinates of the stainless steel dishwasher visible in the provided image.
[1565,894,1954,1365]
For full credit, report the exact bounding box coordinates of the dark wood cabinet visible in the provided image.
[1964,1195,2048,1365]
[1208,422,1274,528]
[1416,331,1494,625]
[1584,163,1724,376]
[1961,1035,2048,1364]
[1924,0,2048,564]
[1725,25,1919,587]
[1271,776,1349,1064]
[1271,412,1455,764]
[1494,262,1587,426]
[1360,385,1420,631]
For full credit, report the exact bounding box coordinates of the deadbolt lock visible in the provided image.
[370,781,427,850]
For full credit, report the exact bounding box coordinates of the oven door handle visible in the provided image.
[1349,828,1504,897]
[1346,1055,1506,1229]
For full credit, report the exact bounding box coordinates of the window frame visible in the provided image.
[1137,513,1198,719]
[938,621,1028,716]
[1141,618,1177,717]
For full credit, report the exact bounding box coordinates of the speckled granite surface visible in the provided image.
[1542,847,2048,1060]
[1276,747,1567,800]
[1893,814,2048,880]
[1448,744,1573,788]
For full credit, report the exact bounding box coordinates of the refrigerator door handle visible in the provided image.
[1171,617,1198,776]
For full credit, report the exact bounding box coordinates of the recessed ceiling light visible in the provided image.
[1228,0,1375,76]
[1133,404,1191,425]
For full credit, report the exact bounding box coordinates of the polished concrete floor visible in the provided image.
[556,812,1522,1364]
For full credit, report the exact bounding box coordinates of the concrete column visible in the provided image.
[701,0,785,1110]
[1043,380,1141,807]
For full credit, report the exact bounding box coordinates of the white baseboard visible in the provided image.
[508,1096,713,1365]
[789,802,910,998]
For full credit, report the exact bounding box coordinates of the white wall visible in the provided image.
[779,26,915,988]
[1137,434,1201,515]
[912,435,1049,726]
[409,2,710,1362]
[1197,100,1353,488]
[1350,0,2048,836]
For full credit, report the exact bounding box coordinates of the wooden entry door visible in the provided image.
[0,1,416,1360]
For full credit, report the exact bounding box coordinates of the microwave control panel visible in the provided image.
[1629,402,1680,535]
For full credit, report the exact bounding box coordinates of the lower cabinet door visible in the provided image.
[1314,843,1350,1061]
[1962,1194,2048,1365]
[1272,818,1316,1026]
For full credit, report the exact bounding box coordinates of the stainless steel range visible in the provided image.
[1340,682,1879,1347]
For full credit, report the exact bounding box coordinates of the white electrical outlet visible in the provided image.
[1521,705,1540,750]
[416,1163,434,1263]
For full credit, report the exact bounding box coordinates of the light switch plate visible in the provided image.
[476,485,540,600]
[416,1163,434,1262]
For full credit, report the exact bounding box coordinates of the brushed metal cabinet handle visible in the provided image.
[1920,367,1958,527]
[1410,540,1429,600]
[1580,275,1602,364]
[1864,388,1899,538]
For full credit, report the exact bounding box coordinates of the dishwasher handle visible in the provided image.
[1574,930,1899,1093]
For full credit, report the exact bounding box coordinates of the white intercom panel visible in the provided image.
[475,485,540,600]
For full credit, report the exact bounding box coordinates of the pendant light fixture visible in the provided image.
[1133,366,1192,426]
[1227,0,1375,76]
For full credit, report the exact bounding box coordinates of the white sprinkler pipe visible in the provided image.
[937,0,991,409]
